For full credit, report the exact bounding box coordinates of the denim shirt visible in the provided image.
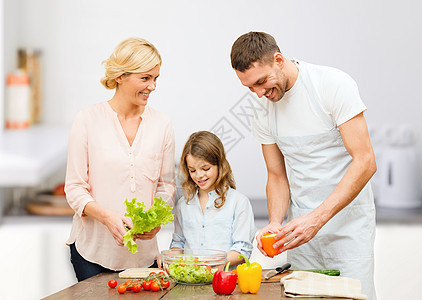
[170,188,256,258]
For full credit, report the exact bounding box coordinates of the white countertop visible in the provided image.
[0,124,69,187]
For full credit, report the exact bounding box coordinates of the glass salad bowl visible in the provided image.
[161,248,227,285]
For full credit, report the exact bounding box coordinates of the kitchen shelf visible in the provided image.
[0,124,69,187]
[376,205,422,224]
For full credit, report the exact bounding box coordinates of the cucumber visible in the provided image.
[299,269,340,276]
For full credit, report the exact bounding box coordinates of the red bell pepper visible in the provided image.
[212,261,238,295]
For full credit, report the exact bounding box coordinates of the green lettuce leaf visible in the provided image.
[168,262,216,284]
[123,197,174,254]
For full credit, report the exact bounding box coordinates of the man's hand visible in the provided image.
[256,222,283,256]
[273,212,322,252]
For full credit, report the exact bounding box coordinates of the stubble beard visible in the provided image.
[272,70,289,102]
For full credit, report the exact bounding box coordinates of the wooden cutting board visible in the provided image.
[119,268,166,278]
[26,202,74,216]
[261,269,292,282]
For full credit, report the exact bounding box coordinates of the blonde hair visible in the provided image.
[100,37,162,89]
[179,131,236,208]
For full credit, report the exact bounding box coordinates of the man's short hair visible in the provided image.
[230,31,281,72]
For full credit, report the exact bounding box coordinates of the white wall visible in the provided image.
[5,0,422,201]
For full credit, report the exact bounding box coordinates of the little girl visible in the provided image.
[170,131,256,266]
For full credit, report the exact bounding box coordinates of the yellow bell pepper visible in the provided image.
[236,254,262,294]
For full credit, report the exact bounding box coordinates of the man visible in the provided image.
[231,32,377,299]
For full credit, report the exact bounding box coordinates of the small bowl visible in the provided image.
[161,248,227,285]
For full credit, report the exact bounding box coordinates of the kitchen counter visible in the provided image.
[0,124,69,187]
[251,198,422,225]
[42,271,341,300]
[0,213,72,226]
[4,203,422,226]
[375,206,422,224]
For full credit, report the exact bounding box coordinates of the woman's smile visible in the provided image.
[140,92,150,100]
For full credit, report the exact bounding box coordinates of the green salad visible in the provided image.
[123,197,174,254]
[168,262,216,284]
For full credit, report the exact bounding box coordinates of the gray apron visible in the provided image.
[271,62,376,299]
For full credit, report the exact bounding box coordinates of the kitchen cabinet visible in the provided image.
[374,224,422,300]
[0,216,76,300]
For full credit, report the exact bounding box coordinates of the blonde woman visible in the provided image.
[169,131,256,267]
[65,38,176,281]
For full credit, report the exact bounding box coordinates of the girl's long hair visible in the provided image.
[179,131,235,208]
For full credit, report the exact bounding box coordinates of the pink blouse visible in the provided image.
[65,102,176,270]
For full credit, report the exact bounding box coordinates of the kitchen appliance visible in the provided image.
[376,125,422,209]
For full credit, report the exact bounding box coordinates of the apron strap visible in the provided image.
[272,102,278,137]
[271,61,336,137]
[299,62,336,129]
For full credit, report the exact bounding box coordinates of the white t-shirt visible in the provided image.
[253,60,366,143]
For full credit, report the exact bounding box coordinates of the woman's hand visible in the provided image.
[103,212,133,246]
[134,225,161,240]
[256,222,283,256]
[83,202,133,247]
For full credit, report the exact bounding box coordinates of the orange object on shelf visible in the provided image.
[5,69,31,130]
[53,183,66,196]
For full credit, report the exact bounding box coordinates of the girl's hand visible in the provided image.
[103,212,133,246]
[256,222,283,256]
[157,255,163,269]
[134,225,161,240]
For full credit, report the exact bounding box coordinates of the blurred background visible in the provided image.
[0,0,422,299]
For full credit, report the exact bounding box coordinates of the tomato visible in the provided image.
[161,280,170,289]
[132,284,141,293]
[261,232,284,257]
[124,279,133,291]
[108,279,117,288]
[142,280,152,291]
[197,264,212,274]
[159,271,165,275]
[124,279,132,286]
[151,280,161,292]
[117,284,126,294]
[149,272,156,275]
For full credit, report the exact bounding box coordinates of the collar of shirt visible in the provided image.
[140,106,150,120]
[191,189,229,210]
